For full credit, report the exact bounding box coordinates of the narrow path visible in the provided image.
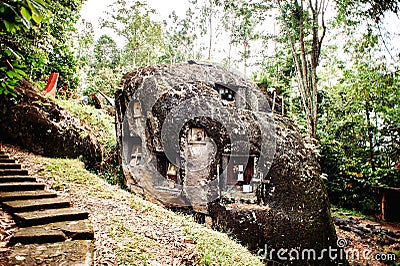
[0,150,94,265]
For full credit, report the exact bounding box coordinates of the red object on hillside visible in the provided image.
[395,159,400,170]
[43,73,59,98]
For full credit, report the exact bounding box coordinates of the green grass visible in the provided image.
[109,220,164,265]
[56,99,116,148]
[331,205,374,220]
[31,155,263,266]
[56,99,123,185]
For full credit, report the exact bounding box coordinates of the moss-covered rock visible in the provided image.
[209,115,338,265]
[0,80,102,169]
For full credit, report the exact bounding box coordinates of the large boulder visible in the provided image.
[0,80,102,169]
[208,114,338,264]
[115,62,340,265]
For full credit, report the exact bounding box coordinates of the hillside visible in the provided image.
[0,142,264,265]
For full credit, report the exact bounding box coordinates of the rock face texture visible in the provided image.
[0,80,102,169]
[116,62,339,265]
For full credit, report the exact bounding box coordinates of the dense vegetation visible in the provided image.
[1,0,399,215]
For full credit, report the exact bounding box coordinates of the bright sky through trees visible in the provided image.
[80,0,400,76]
[80,0,189,41]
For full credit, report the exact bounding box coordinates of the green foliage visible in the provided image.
[75,19,95,69]
[0,0,47,32]
[77,32,123,96]
[93,35,120,69]
[162,9,199,63]
[80,34,122,96]
[0,0,48,96]
[319,46,400,214]
[84,67,122,97]
[35,0,83,93]
[320,140,380,214]
[335,0,400,23]
[0,58,25,97]
[56,99,122,185]
[101,0,165,70]
[223,0,264,75]
[0,0,83,96]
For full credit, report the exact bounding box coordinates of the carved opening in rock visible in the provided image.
[188,128,206,143]
[215,82,236,102]
[129,136,142,166]
[185,127,217,172]
[133,100,142,118]
[221,155,259,194]
[154,152,182,189]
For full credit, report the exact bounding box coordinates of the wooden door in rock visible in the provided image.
[226,157,254,186]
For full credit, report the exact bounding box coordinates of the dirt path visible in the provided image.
[334,214,400,266]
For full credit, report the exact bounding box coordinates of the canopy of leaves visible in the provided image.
[336,0,400,23]
[0,0,48,96]
[101,0,165,70]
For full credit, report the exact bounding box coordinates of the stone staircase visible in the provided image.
[0,150,94,265]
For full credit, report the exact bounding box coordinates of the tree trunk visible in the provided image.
[275,0,326,140]
[208,0,213,60]
[365,101,376,171]
[243,42,248,77]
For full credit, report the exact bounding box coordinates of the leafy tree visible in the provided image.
[1,0,83,95]
[75,19,95,70]
[196,0,222,60]
[38,0,83,92]
[318,25,400,213]
[163,9,199,63]
[336,0,400,23]
[320,64,400,213]
[101,0,165,70]
[0,0,48,96]
[0,0,47,32]
[85,67,122,97]
[82,34,122,97]
[229,1,265,76]
[93,35,120,69]
[273,0,328,139]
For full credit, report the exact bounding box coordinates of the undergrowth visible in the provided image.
[56,99,124,186]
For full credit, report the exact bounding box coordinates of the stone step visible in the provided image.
[0,158,15,163]
[0,175,36,183]
[14,208,89,227]
[2,197,70,213]
[0,155,9,159]
[9,227,67,245]
[0,163,21,169]
[49,219,94,240]
[9,219,93,245]
[5,240,94,265]
[0,182,45,192]
[0,190,57,201]
[0,169,28,176]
